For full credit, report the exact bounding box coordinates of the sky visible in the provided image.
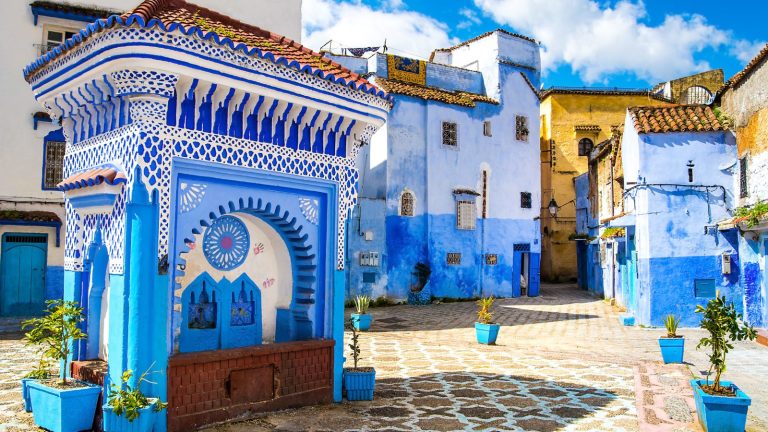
[301,0,767,89]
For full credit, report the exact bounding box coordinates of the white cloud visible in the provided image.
[302,0,456,60]
[474,0,748,84]
[457,8,482,29]
[730,40,767,64]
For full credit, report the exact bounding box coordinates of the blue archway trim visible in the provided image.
[23,15,393,103]
[176,196,317,341]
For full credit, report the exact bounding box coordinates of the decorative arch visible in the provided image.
[680,86,712,105]
[399,188,415,217]
[174,197,317,345]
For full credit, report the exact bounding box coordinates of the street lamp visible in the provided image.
[548,197,559,217]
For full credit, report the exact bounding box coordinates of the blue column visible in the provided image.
[332,269,345,402]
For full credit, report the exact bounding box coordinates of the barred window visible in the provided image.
[485,254,498,265]
[515,115,529,141]
[456,200,476,230]
[400,191,414,216]
[483,121,492,137]
[360,251,380,267]
[578,138,593,156]
[442,122,458,147]
[447,252,461,265]
[43,140,65,190]
[739,156,749,198]
[520,192,532,209]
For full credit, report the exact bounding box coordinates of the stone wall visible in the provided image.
[166,340,334,431]
[668,69,723,103]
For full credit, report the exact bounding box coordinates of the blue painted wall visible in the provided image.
[739,234,765,327]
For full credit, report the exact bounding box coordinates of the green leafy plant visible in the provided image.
[476,296,495,325]
[695,293,756,394]
[106,366,167,422]
[734,201,768,228]
[24,356,52,380]
[347,318,362,369]
[22,300,86,385]
[354,295,371,314]
[664,314,681,338]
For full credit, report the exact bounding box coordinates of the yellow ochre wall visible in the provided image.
[539,93,670,282]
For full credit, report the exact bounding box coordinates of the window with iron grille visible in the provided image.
[578,138,593,156]
[483,121,492,137]
[481,170,488,218]
[515,115,529,141]
[447,252,461,265]
[739,156,749,198]
[43,140,65,190]
[485,254,498,265]
[400,191,414,216]
[456,200,476,230]
[360,251,380,267]
[520,192,532,209]
[442,122,458,147]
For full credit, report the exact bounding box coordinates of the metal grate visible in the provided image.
[578,138,593,156]
[4,234,47,244]
[513,243,530,252]
[446,252,461,265]
[485,254,498,265]
[520,192,532,209]
[515,115,529,141]
[442,122,457,146]
[456,200,476,230]
[400,191,414,216]
[43,140,65,189]
[739,156,748,198]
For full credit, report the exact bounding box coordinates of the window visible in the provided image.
[447,252,461,265]
[740,156,749,198]
[41,26,78,55]
[360,251,380,267]
[578,138,593,156]
[43,140,65,190]
[680,86,713,105]
[456,200,476,230]
[442,122,457,147]
[520,192,532,209]
[483,121,492,137]
[515,115,529,141]
[400,190,414,216]
[485,254,498,265]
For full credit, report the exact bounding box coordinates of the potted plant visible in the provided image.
[103,366,168,432]
[22,300,101,432]
[691,293,756,432]
[351,295,372,331]
[343,318,375,401]
[659,314,684,364]
[475,296,501,345]
[21,356,52,412]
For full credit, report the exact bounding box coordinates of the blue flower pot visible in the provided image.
[103,399,159,432]
[351,313,372,331]
[658,337,685,364]
[475,322,501,345]
[21,378,36,412]
[343,368,376,401]
[28,379,101,432]
[690,379,751,432]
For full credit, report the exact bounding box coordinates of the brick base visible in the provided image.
[167,339,334,431]
[71,359,108,432]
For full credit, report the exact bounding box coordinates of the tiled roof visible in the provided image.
[0,210,61,223]
[376,78,498,108]
[540,87,671,102]
[24,0,388,101]
[429,29,537,61]
[58,167,127,191]
[453,188,481,196]
[30,1,119,20]
[628,105,727,134]
[574,124,601,132]
[723,43,768,89]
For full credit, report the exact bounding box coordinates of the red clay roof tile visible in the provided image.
[628,105,727,134]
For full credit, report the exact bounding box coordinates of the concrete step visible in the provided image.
[0,317,29,334]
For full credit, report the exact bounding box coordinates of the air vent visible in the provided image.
[4,235,47,244]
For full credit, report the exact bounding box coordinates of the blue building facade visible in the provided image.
[608,106,740,327]
[574,173,602,294]
[24,1,388,429]
[331,30,542,302]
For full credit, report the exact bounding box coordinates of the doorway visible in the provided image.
[0,233,47,317]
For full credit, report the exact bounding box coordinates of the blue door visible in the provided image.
[1,233,48,316]
[528,253,541,297]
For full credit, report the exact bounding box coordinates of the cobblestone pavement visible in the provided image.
[3,284,766,431]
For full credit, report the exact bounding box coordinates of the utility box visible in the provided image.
[721,253,732,275]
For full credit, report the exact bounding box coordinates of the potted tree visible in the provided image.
[103,367,168,432]
[342,318,375,401]
[22,300,101,432]
[658,314,684,364]
[475,296,501,345]
[691,293,756,432]
[21,356,51,412]
[351,295,372,331]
